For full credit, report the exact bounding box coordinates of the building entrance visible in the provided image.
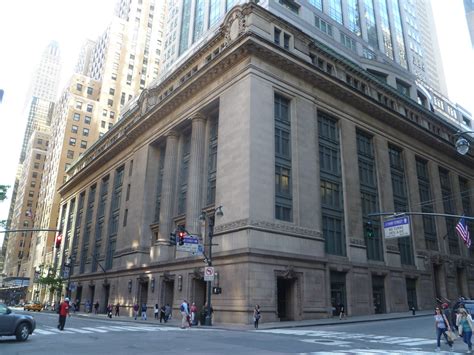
[406,278,417,310]
[330,271,346,317]
[277,277,296,321]
[102,284,110,313]
[191,278,206,309]
[161,279,174,307]
[372,275,386,314]
[138,281,148,307]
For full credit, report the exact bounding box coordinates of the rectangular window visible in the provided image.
[107,99,113,107]
[109,88,115,95]
[69,137,76,146]
[319,112,345,256]
[71,125,78,134]
[274,93,292,222]
[283,33,290,49]
[110,111,115,119]
[357,131,383,261]
[278,0,300,14]
[86,104,93,112]
[83,128,89,136]
[103,109,107,117]
[73,113,80,121]
[274,28,281,45]
[67,150,74,159]
[84,116,91,124]
[416,158,437,251]
[101,121,106,128]
[75,101,83,109]
[80,140,87,149]
[76,83,83,91]
[36,153,41,160]
[389,145,413,264]
[87,87,93,95]
[341,32,356,52]
[315,16,333,36]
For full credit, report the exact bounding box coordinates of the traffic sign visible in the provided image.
[204,266,215,281]
[176,235,204,255]
[383,216,411,239]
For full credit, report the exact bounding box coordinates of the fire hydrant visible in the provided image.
[411,306,416,315]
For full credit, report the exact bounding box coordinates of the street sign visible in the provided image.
[176,235,204,255]
[204,266,215,281]
[383,216,411,239]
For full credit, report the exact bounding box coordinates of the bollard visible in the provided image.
[411,307,416,315]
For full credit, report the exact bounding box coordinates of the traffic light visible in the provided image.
[55,233,63,248]
[177,225,186,246]
[169,232,177,246]
[365,221,374,239]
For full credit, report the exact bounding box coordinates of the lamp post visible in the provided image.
[199,206,223,326]
[63,256,73,298]
[454,130,474,155]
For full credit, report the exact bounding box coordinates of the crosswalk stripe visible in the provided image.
[34,329,56,335]
[96,326,123,332]
[83,327,109,333]
[408,339,437,346]
[66,328,93,333]
[106,326,143,331]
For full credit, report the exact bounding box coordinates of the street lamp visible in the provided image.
[454,130,474,155]
[63,256,73,298]
[199,205,224,326]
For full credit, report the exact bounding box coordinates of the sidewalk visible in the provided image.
[68,309,433,331]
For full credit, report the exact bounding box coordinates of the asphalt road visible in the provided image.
[0,309,469,355]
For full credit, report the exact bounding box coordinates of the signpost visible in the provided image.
[204,266,215,281]
[383,216,411,239]
[176,235,204,255]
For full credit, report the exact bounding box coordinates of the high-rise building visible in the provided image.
[20,41,61,163]
[465,0,474,47]
[56,3,473,322]
[28,0,166,301]
[2,41,60,289]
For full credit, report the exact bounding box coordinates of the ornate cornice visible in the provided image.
[214,218,322,240]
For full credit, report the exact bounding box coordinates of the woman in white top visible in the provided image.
[434,306,453,352]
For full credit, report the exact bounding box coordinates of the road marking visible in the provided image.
[34,329,56,335]
[83,327,109,333]
[302,350,464,355]
[66,328,94,333]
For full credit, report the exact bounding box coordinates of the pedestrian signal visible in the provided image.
[365,221,375,239]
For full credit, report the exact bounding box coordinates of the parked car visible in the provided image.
[0,303,36,341]
[24,302,42,312]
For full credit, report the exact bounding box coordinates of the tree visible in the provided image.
[0,185,9,201]
[37,266,64,294]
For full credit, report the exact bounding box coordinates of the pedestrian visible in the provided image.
[57,297,70,331]
[133,303,139,320]
[75,299,80,312]
[154,304,159,319]
[457,308,473,353]
[160,304,166,323]
[141,303,147,320]
[442,303,453,328]
[253,304,261,329]
[180,300,189,329]
[190,302,198,326]
[164,303,171,322]
[94,300,99,314]
[338,302,346,320]
[107,304,113,318]
[186,301,192,327]
[85,299,90,313]
[434,306,453,352]
[115,302,120,317]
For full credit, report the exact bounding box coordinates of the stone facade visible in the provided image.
[56,4,473,323]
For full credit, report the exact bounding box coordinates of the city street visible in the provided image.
[0,309,470,354]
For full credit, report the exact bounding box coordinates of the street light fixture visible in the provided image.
[454,130,474,155]
[199,205,224,326]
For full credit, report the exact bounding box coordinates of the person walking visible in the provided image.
[154,304,159,320]
[253,304,261,329]
[94,300,99,314]
[180,300,189,329]
[115,303,120,317]
[190,302,198,326]
[160,305,166,323]
[141,303,147,320]
[107,304,113,318]
[434,306,453,352]
[133,303,139,320]
[57,297,70,331]
[338,302,346,320]
[164,303,171,322]
[457,308,473,353]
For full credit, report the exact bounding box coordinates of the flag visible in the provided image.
[456,217,471,249]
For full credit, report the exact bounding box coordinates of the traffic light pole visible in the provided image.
[205,216,214,326]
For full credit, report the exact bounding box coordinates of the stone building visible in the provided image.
[57,4,473,323]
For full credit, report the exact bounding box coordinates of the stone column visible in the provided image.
[151,131,179,262]
[404,151,424,252]
[185,113,207,234]
[340,119,365,262]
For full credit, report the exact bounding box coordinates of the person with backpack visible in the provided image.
[180,300,189,329]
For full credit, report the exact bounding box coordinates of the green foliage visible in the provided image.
[0,185,9,201]
[38,267,64,293]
